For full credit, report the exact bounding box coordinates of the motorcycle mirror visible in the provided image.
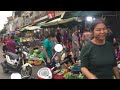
[54,44,63,52]
[11,73,22,79]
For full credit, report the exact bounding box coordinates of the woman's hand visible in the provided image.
[81,67,98,79]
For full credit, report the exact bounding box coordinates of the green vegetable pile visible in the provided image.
[63,72,83,79]
[28,49,44,62]
[59,69,68,75]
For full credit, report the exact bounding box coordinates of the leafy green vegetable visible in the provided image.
[63,72,83,79]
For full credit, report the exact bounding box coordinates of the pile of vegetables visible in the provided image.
[28,48,44,65]
[59,69,68,75]
[63,72,83,79]
[78,73,84,79]
[20,38,32,42]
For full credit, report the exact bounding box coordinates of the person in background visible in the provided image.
[106,28,116,44]
[77,30,82,51]
[14,32,21,45]
[113,42,120,62]
[42,33,56,68]
[80,19,120,79]
[80,33,86,48]
[2,36,9,53]
[82,30,92,44]
[72,30,80,61]
[6,35,17,54]
[61,48,76,69]
[63,30,68,47]
[7,34,12,41]
[56,29,62,44]
[66,38,72,52]
[51,34,57,49]
[41,34,45,41]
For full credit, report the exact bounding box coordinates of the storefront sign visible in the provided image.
[47,11,55,19]
[47,11,64,19]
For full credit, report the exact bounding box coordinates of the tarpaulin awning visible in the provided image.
[38,17,80,28]
[20,26,41,32]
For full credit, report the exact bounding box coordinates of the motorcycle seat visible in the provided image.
[6,52,19,60]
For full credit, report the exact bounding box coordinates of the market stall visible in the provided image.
[20,26,42,47]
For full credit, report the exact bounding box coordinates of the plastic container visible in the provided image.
[53,74,64,79]
[70,65,81,74]
[34,61,42,66]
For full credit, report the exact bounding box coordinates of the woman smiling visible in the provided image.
[80,19,120,79]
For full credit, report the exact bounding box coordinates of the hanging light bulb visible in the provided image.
[86,16,93,22]
[37,29,40,32]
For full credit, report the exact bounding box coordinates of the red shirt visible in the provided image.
[6,39,17,53]
[3,38,9,44]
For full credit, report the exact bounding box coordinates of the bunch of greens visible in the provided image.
[28,49,44,62]
[63,72,83,79]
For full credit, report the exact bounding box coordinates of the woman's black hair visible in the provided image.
[90,18,108,32]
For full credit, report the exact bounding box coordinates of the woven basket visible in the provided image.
[34,61,42,66]
[28,60,34,65]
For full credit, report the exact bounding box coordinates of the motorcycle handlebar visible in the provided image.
[60,58,69,65]
[51,58,69,71]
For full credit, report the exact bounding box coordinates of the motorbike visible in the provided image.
[36,58,70,79]
[36,44,71,79]
[1,44,32,78]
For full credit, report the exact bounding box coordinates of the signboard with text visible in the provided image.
[47,11,64,19]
